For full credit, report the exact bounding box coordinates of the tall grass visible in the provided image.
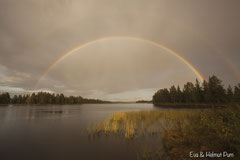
[88,105,240,160]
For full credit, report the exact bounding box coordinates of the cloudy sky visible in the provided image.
[0,0,239,101]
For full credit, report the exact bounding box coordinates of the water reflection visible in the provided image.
[0,104,157,160]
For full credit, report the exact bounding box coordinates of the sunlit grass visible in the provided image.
[88,110,201,139]
[88,105,240,160]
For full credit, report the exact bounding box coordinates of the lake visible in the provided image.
[0,103,161,160]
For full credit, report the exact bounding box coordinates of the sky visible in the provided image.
[0,0,239,101]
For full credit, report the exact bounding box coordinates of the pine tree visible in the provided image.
[169,85,178,103]
[0,92,11,104]
[59,94,65,104]
[26,93,36,104]
[226,85,234,103]
[234,84,240,103]
[202,80,210,103]
[194,79,203,103]
[208,76,226,103]
[183,82,195,103]
[176,85,183,103]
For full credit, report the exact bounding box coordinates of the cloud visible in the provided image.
[0,86,54,96]
[34,38,201,100]
[0,0,239,100]
[0,64,33,88]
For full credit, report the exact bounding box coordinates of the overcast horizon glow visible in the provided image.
[0,0,239,101]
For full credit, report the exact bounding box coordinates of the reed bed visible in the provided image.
[88,105,240,160]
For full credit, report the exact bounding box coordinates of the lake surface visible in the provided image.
[0,103,160,160]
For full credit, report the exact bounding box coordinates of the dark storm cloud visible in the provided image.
[0,0,239,100]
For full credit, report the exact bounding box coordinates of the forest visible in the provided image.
[153,75,240,105]
[1,75,239,106]
[0,92,110,105]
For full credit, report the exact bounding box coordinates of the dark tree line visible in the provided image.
[0,92,110,105]
[0,92,11,104]
[153,75,240,104]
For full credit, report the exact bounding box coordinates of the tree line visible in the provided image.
[0,92,110,105]
[153,75,240,105]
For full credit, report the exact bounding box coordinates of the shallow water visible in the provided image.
[0,103,160,160]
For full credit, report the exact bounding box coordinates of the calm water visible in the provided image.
[0,103,159,160]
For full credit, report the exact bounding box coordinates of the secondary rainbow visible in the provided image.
[34,36,205,89]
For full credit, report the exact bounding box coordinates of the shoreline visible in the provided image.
[153,103,228,108]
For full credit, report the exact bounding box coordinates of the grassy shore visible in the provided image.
[88,105,240,160]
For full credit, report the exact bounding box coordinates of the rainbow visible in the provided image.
[167,21,240,81]
[34,36,205,89]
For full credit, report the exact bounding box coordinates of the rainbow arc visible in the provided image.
[34,36,205,89]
